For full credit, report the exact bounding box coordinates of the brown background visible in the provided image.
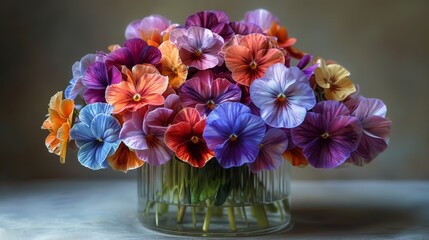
[1,0,428,181]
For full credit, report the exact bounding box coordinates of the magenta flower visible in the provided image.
[106,38,161,69]
[348,98,392,165]
[179,73,241,117]
[243,9,279,32]
[250,63,316,128]
[119,107,173,165]
[170,27,224,70]
[82,62,122,104]
[185,10,234,41]
[291,101,363,168]
[203,102,266,168]
[145,94,182,130]
[247,128,288,173]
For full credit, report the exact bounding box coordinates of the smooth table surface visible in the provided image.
[0,180,428,239]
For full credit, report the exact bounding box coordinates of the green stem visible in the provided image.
[155,202,159,226]
[192,206,197,229]
[251,204,269,228]
[203,199,214,232]
[227,207,237,231]
[177,205,186,223]
[276,201,284,221]
[242,206,249,226]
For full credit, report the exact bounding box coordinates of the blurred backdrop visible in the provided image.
[1,0,428,181]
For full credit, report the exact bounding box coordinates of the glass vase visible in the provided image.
[137,158,291,237]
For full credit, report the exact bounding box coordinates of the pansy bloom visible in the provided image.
[125,15,171,47]
[69,103,121,170]
[105,64,168,114]
[107,142,143,172]
[158,41,188,89]
[291,101,363,168]
[106,38,162,70]
[119,107,173,165]
[170,27,224,70]
[250,63,316,128]
[82,62,122,104]
[179,73,241,117]
[165,108,213,168]
[314,58,356,101]
[203,102,266,168]
[65,54,97,100]
[348,98,392,166]
[41,92,75,163]
[247,128,288,173]
[185,10,234,41]
[225,33,285,86]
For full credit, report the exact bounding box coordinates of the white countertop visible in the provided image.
[1,180,428,239]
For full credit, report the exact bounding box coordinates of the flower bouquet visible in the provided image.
[41,8,391,237]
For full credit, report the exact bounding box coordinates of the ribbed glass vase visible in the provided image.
[137,158,291,237]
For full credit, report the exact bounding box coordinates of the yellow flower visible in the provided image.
[158,41,188,90]
[41,91,75,163]
[314,58,356,101]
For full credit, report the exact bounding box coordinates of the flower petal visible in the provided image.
[120,120,148,150]
[70,122,94,147]
[78,102,114,126]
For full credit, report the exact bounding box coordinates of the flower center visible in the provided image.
[207,100,216,110]
[191,136,199,144]
[229,133,238,142]
[277,93,286,102]
[133,93,141,102]
[194,49,203,57]
[249,61,258,70]
[321,132,330,139]
[97,138,103,142]
[147,134,154,142]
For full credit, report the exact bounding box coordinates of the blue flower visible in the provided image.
[70,103,121,170]
[203,102,266,168]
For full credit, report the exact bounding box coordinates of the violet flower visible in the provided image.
[170,27,224,70]
[82,62,122,104]
[125,15,171,41]
[348,98,392,165]
[185,10,234,41]
[243,9,279,32]
[247,128,288,173]
[203,102,266,168]
[250,63,316,128]
[179,73,241,117]
[291,101,363,168]
[106,38,161,69]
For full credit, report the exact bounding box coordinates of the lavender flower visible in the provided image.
[82,62,122,104]
[185,10,234,41]
[250,63,316,128]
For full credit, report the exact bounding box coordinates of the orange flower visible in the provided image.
[267,22,304,59]
[41,91,75,163]
[225,33,285,86]
[158,41,188,89]
[282,147,308,167]
[107,143,144,172]
[105,64,168,114]
[314,58,356,101]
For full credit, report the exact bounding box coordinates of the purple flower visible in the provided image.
[125,15,171,40]
[229,22,263,35]
[65,54,96,100]
[185,10,234,41]
[348,98,391,165]
[291,101,363,168]
[243,9,279,32]
[106,38,162,69]
[82,62,122,104]
[120,107,173,165]
[170,27,224,70]
[179,73,241,117]
[203,102,266,168]
[69,103,121,170]
[295,55,319,79]
[247,128,288,173]
[250,63,316,128]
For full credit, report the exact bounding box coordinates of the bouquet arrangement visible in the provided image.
[41,8,391,234]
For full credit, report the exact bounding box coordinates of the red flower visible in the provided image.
[164,108,213,168]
